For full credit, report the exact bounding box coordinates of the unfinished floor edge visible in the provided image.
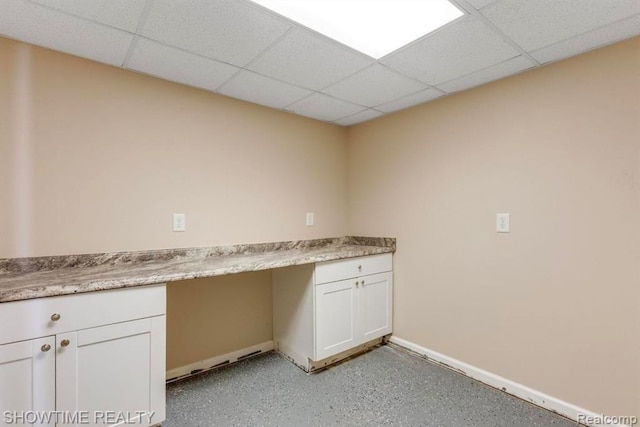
[166,341,275,383]
[388,336,631,427]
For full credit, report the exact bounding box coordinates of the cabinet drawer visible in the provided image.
[0,284,166,345]
[315,253,392,284]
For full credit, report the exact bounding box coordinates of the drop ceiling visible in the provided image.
[1,0,639,126]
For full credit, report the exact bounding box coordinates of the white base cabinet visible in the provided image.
[0,337,55,426]
[273,253,392,371]
[0,284,166,427]
[314,272,392,360]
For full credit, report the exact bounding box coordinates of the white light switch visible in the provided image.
[496,213,510,233]
[173,213,186,232]
[306,212,314,227]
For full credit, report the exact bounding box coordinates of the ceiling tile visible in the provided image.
[287,93,365,122]
[218,71,311,109]
[530,14,640,64]
[0,0,134,66]
[382,18,520,85]
[141,0,290,67]
[481,0,640,52]
[247,28,372,91]
[375,88,446,113]
[465,0,498,9]
[29,0,147,32]
[437,55,536,93]
[126,38,239,92]
[333,109,383,126]
[323,64,428,107]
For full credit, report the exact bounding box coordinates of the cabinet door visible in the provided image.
[360,272,393,342]
[314,279,359,361]
[56,316,166,427]
[0,337,55,427]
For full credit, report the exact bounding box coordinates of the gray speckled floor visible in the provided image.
[165,345,576,427]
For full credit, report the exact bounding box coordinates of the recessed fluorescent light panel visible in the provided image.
[250,0,463,59]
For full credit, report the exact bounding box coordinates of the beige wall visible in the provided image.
[0,37,347,371]
[347,37,640,417]
[166,272,272,371]
[0,37,348,258]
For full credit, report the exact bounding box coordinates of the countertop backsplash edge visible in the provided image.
[0,236,395,275]
[0,236,395,303]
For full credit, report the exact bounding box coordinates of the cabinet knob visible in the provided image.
[358,265,362,271]
[355,281,359,287]
[41,344,51,352]
[361,280,365,285]
[60,339,70,348]
[51,313,61,321]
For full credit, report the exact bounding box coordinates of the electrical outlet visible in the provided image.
[173,213,186,232]
[306,212,314,227]
[496,213,510,233]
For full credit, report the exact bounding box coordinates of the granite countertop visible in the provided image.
[0,236,395,303]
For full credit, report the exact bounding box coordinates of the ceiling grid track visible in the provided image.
[121,0,156,68]
[215,26,296,93]
[451,0,542,66]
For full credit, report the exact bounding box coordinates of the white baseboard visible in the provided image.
[166,340,274,382]
[389,336,633,427]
